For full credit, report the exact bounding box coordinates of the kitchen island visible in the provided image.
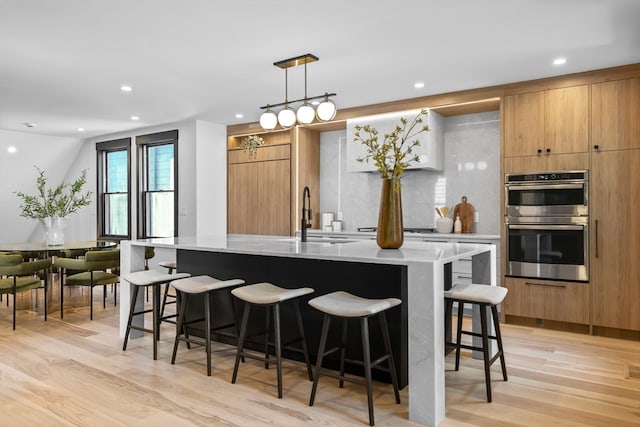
[120,235,495,427]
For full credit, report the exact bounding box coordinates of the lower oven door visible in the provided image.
[505,219,588,282]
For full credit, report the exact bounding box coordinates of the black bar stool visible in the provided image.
[444,283,508,402]
[170,275,245,376]
[158,261,178,322]
[231,282,314,398]
[308,291,401,426]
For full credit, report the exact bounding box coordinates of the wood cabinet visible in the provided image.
[503,277,589,324]
[592,77,640,151]
[503,85,589,158]
[227,128,319,236]
[590,149,640,330]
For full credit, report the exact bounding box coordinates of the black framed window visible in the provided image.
[137,130,178,238]
[96,138,131,240]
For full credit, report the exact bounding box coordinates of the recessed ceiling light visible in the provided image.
[121,85,133,92]
[130,116,139,121]
[553,58,567,65]
[77,127,85,132]
[414,82,425,89]
[235,113,244,119]
[8,146,17,153]
[23,122,36,128]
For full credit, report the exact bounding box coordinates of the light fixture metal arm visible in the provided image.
[259,92,337,110]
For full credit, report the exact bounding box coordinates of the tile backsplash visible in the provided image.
[319,111,500,234]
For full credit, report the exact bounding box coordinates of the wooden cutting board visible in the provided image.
[452,196,475,233]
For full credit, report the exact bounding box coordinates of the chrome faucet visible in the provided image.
[301,186,312,242]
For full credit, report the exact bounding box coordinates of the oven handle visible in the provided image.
[508,224,585,231]
[525,281,567,289]
[506,183,584,191]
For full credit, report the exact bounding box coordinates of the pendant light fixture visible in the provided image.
[259,53,337,130]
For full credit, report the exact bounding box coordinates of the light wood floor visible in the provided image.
[1,284,640,426]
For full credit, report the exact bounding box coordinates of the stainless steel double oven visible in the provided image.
[505,171,589,282]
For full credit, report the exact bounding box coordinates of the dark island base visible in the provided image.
[177,249,409,388]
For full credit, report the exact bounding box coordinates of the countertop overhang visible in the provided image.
[127,234,494,266]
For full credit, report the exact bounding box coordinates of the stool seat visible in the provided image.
[158,261,177,271]
[172,276,245,294]
[124,269,190,286]
[231,282,314,305]
[444,283,507,305]
[309,291,401,317]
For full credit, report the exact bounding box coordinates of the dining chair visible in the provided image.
[0,253,52,329]
[56,249,120,320]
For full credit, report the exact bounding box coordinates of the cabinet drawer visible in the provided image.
[453,258,472,274]
[228,144,290,164]
[503,277,589,324]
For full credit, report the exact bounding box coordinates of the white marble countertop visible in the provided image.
[300,229,500,241]
[129,234,495,266]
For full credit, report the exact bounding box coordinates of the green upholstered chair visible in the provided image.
[56,249,120,320]
[0,253,52,329]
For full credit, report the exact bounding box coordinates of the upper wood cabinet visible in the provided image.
[227,128,319,237]
[503,85,589,158]
[592,77,640,151]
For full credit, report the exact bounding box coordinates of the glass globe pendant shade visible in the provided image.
[278,106,297,128]
[296,103,316,125]
[259,109,278,130]
[316,97,337,121]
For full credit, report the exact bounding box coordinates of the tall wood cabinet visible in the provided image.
[502,75,640,336]
[227,128,319,236]
[590,77,640,333]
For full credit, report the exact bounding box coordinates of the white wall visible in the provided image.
[195,120,227,236]
[0,129,85,243]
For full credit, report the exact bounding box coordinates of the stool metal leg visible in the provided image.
[379,311,401,404]
[339,318,348,388]
[152,284,160,360]
[492,305,508,381]
[273,303,283,398]
[455,300,464,371]
[205,291,212,376]
[361,317,374,426]
[232,302,251,384]
[171,291,189,365]
[123,285,140,351]
[264,305,271,369]
[293,299,313,381]
[480,303,492,402]
[309,313,331,406]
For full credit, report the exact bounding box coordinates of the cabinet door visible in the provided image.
[257,159,291,236]
[592,78,640,151]
[503,92,544,157]
[503,277,589,324]
[503,152,589,174]
[228,162,258,234]
[591,150,640,330]
[544,85,589,155]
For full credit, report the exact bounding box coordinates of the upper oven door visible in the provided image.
[505,181,588,217]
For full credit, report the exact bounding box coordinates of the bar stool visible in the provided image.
[122,269,191,360]
[444,283,508,402]
[308,291,401,426]
[158,261,178,322]
[231,282,314,398]
[170,275,245,376]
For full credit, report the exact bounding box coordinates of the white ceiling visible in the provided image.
[1,0,639,139]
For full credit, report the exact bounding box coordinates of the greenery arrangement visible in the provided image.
[15,166,92,219]
[241,134,265,156]
[353,108,430,182]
